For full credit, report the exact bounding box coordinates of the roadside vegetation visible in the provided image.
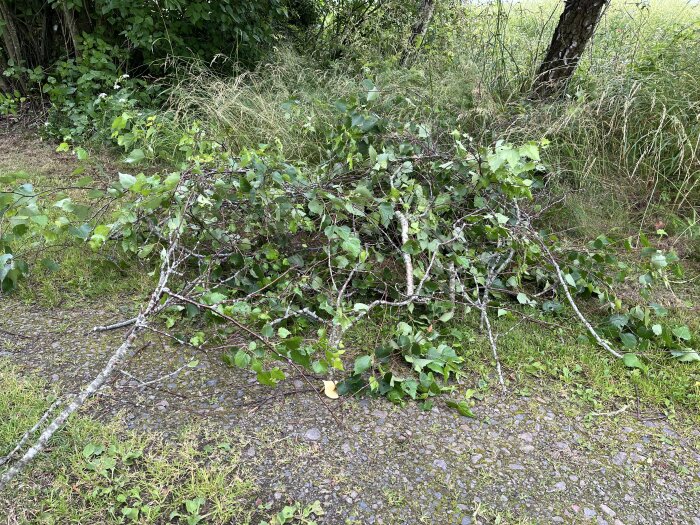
[1,0,698,519]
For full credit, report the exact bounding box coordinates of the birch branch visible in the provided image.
[92,317,137,332]
[0,398,63,468]
[0,227,184,490]
[395,210,414,297]
[535,235,623,359]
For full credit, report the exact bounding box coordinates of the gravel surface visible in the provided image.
[2,298,700,524]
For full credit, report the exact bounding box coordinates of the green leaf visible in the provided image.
[495,213,509,225]
[609,314,629,329]
[281,336,302,351]
[341,236,362,258]
[651,324,663,336]
[368,145,377,165]
[344,202,365,216]
[119,172,137,189]
[401,239,421,255]
[308,199,324,215]
[124,149,145,164]
[517,143,540,161]
[622,353,644,370]
[234,350,250,368]
[438,311,454,323]
[671,325,692,341]
[362,79,379,102]
[353,355,372,375]
[446,399,475,418]
[671,350,700,363]
[82,443,96,458]
[650,252,668,269]
[40,258,60,272]
[619,332,637,349]
[378,202,393,226]
[69,223,91,240]
[75,147,89,161]
[516,293,529,305]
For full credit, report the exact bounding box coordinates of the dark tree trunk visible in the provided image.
[533,0,609,97]
[400,0,436,66]
[61,4,81,58]
[0,51,11,92]
[0,0,27,93]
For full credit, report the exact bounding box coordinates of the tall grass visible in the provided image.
[167,48,485,162]
[166,0,699,241]
[541,0,699,239]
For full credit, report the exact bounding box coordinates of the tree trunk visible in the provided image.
[0,50,11,92]
[400,0,436,66]
[0,0,27,93]
[532,0,608,97]
[61,3,81,58]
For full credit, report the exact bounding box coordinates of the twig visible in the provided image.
[0,209,186,490]
[536,236,622,359]
[270,307,326,327]
[479,291,506,391]
[119,360,194,388]
[588,404,629,417]
[162,289,343,428]
[117,369,190,400]
[0,398,63,467]
[0,327,32,339]
[395,210,414,297]
[92,317,137,332]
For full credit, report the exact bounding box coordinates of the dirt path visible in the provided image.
[2,298,699,525]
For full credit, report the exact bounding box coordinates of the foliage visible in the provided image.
[258,500,324,525]
[2,79,695,411]
[41,36,156,140]
[0,0,293,140]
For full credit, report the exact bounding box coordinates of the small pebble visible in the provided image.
[304,428,321,441]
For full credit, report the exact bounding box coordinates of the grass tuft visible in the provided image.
[0,364,258,524]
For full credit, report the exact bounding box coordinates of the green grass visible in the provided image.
[344,304,700,420]
[163,0,699,243]
[15,244,153,308]
[3,4,698,523]
[489,316,700,416]
[0,364,258,524]
[159,0,700,417]
[0,161,153,308]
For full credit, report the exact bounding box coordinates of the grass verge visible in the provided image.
[0,363,259,524]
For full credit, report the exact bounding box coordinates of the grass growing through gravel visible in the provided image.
[344,306,700,421]
[0,364,260,524]
[487,317,700,416]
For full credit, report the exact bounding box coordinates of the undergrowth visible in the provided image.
[0,364,327,524]
[0,0,697,437]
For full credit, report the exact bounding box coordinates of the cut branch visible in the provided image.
[93,317,137,332]
[395,210,414,297]
[0,224,184,490]
[535,235,622,359]
[0,398,63,468]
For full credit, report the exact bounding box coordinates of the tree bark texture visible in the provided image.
[533,0,609,96]
[400,0,436,66]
